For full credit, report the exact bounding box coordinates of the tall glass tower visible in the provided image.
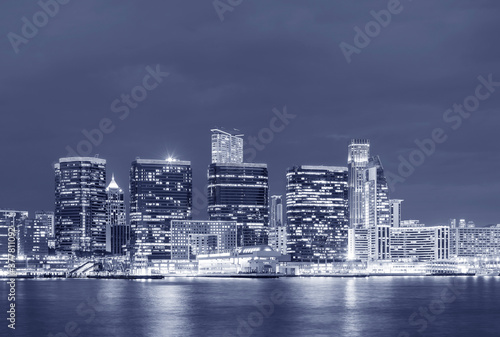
[106,174,128,255]
[207,163,269,247]
[364,156,390,228]
[129,159,192,265]
[348,139,370,229]
[270,195,284,228]
[54,157,107,256]
[286,166,349,262]
[211,128,244,164]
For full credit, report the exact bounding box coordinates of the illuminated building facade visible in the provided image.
[106,174,128,255]
[450,226,500,257]
[270,195,284,228]
[390,226,450,261]
[0,210,28,270]
[348,139,370,228]
[54,157,107,256]
[389,199,404,228]
[130,159,192,264]
[364,156,390,228]
[286,165,349,262]
[207,163,269,247]
[171,220,237,260]
[211,128,244,164]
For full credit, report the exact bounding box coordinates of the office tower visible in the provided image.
[269,195,286,255]
[211,128,244,164]
[55,157,107,256]
[171,220,237,260]
[364,156,390,228]
[106,174,128,255]
[389,200,404,228]
[208,163,269,247]
[0,210,28,271]
[130,159,192,265]
[459,219,466,228]
[449,219,457,229]
[348,139,370,228]
[286,166,349,262]
[270,195,284,228]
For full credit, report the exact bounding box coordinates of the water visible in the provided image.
[2,276,500,336]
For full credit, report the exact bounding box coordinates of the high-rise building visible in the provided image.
[0,210,28,271]
[364,156,390,228]
[389,200,404,228]
[286,166,349,262]
[270,195,284,228]
[208,163,269,247]
[211,128,244,164]
[348,139,370,228]
[269,195,286,255]
[171,220,237,260]
[130,159,192,265]
[54,157,107,256]
[106,174,128,255]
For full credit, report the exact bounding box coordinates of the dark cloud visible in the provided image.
[1,0,499,225]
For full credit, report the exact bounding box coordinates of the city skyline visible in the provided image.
[2,2,500,228]
[1,133,498,228]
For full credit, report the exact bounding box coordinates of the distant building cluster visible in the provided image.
[2,132,500,276]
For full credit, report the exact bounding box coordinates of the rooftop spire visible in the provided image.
[106,173,121,191]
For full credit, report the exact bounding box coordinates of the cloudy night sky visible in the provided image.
[1,0,499,226]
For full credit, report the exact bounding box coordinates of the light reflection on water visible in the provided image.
[2,276,500,337]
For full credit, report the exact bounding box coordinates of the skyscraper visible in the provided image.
[129,159,192,265]
[54,157,107,256]
[286,166,349,262]
[207,163,269,247]
[364,156,390,228]
[106,174,128,255]
[270,195,284,228]
[211,128,244,164]
[389,199,404,228]
[348,139,370,228]
[269,195,287,255]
